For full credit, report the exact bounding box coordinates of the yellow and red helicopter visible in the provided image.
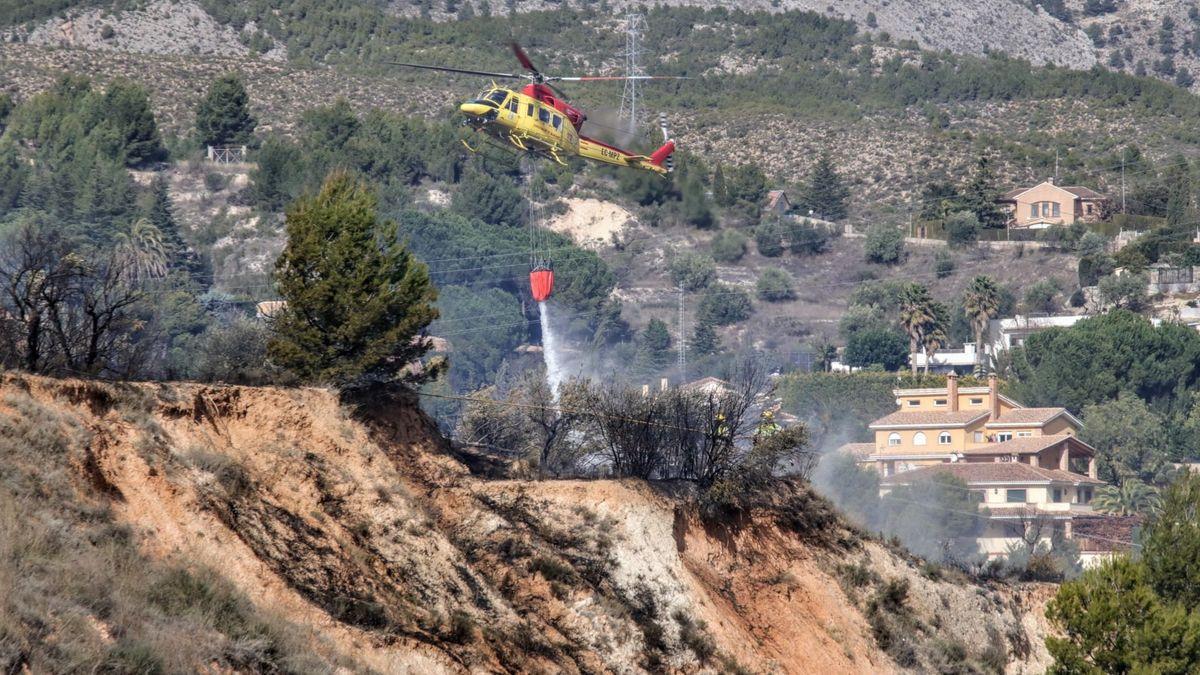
[394,44,684,303]
[392,43,681,178]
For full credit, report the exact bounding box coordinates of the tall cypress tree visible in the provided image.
[962,155,1007,229]
[195,74,258,148]
[712,164,731,207]
[689,318,720,356]
[635,318,673,374]
[269,171,440,386]
[1164,155,1192,227]
[799,153,849,221]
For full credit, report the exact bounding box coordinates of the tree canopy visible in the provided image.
[195,73,258,148]
[269,171,439,387]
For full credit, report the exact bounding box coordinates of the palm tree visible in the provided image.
[962,275,1000,375]
[114,218,168,283]
[921,301,950,376]
[898,284,935,376]
[1093,479,1161,516]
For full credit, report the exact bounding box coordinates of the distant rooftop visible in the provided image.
[880,461,1104,486]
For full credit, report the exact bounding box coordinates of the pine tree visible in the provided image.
[268,171,440,386]
[799,153,849,221]
[145,175,206,280]
[962,155,1007,228]
[195,74,258,148]
[591,297,631,347]
[689,318,720,356]
[635,318,673,373]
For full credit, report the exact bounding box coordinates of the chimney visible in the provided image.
[947,373,959,412]
[988,373,1000,420]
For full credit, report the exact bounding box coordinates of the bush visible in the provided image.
[934,249,955,278]
[203,171,228,192]
[787,218,830,255]
[1023,278,1062,314]
[864,224,905,264]
[756,267,795,302]
[710,230,748,263]
[754,219,785,257]
[843,328,908,371]
[1098,272,1148,310]
[943,210,979,248]
[669,252,718,291]
[698,283,753,325]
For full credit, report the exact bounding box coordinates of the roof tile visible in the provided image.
[985,407,1072,426]
[880,461,1105,486]
[869,410,989,428]
[961,434,1095,457]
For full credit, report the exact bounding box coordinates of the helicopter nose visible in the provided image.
[460,102,491,117]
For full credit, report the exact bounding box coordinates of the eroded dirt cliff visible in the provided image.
[0,375,1053,673]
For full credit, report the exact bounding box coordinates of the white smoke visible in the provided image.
[539,301,566,397]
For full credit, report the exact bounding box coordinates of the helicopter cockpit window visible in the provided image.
[487,90,508,105]
[551,115,562,130]
[538,108,551,123]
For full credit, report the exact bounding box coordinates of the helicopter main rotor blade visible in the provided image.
[550,75,690,81]
[510,42,542,78]
[387,61,527,80]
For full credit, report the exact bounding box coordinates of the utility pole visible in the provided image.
[619,13,646,135]
[677,283,686,383]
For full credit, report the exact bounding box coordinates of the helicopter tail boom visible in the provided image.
[577,135,673,176]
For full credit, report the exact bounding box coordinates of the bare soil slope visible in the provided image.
[0,374,1053,673]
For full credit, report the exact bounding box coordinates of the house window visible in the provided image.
[938,432,952,445]
[969,398,983,406]
[1086,203,1094,215]
[997,432,1013,442]
[1017,431,1032,437]
[907,400,920,406]
[1030,204,1038,218]
[1052,488,1064,502]
[1006,489,1028,503]
[934,399,947,407]
[1052,202,1060,217]
[974,431,984,443]
[888,433,902,447]
[913,432,927,446]
[1080,488,1093,503]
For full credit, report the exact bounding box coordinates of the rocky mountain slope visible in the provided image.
[1,373,1055,672]
[1,0,1193,82]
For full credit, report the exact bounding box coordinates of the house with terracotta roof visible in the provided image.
[837,372,1112,563]
[996,179,1111,229]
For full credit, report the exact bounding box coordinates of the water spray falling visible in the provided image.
[539,301,565,397]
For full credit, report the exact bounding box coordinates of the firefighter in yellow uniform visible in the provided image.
[755,409,781,440]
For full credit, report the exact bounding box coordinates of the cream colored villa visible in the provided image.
[838,374,1111,563]
[996,179,1110,229]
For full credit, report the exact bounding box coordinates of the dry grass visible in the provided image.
[0,392,348,674]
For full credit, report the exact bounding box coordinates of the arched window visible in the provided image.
[939,432,952,445]
[913,432,927,446]
[888,433,902,447]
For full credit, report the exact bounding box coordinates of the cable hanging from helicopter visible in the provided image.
[526,158,554,303]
